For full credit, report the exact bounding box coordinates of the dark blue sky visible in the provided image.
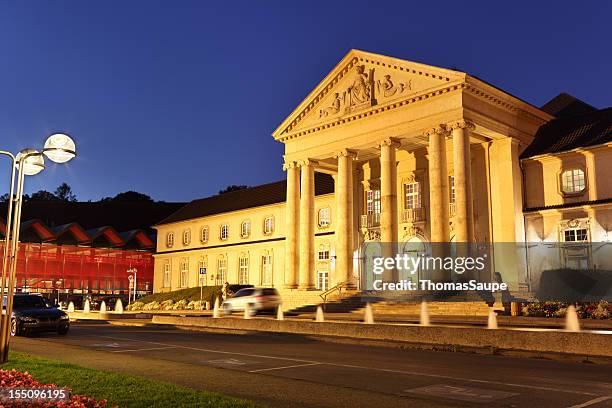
[0,1,609,202]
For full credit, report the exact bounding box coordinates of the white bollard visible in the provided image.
[364,303,374,324]
[565,305,581,332]
[114,299,124,314]
[315,305,324,322]
[83,299,90,313]
[277,305,284,321]
[487,308,498,329]
[100,301,107,313]
[213,297,221,318]
[67,301,75,313]
[243,303,252,319]
[420,301,430,326]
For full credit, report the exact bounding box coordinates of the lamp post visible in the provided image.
[0,133,76,363]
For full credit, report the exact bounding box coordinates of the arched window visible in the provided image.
[263,216,275,235]
[200,226,209,243]
[220,224,229,241]
[182,229,191,246]
[240,220,251,238]
[166,232,174,248]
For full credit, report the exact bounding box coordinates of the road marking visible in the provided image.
[568,396,612,408]
[249,363,321,373]
[111,346,177,353]
[96,335,602,397]
[403,385,518,403]
[208,358,250,366]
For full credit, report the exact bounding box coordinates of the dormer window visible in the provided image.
[561,169,585,194]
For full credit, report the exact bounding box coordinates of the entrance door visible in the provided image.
[401,237,427,283]
[317,270,329,291]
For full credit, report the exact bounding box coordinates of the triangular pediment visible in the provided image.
[273,50,466,140]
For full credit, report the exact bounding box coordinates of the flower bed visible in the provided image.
[0,368,111,407]
[522,301,611,319]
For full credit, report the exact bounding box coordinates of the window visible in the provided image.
[220,224,229,240]
[561,169,585,194]
[404,182,422,209]
[318,208,331,227]
[318,248,330,260]
[261,254,273,285]
[217,257,227,284]
[239,256,249,284]
[179,258,189,287]
[182,229,191,246]
[200,226,209,243]
[449,176,455,204]
[563,228,588,242]
[366,190,381,214]
[240,220,251,238]
[163,261,171,288]
[166,232,174,248]
[263,216,274,235]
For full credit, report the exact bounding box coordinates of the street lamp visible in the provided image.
[0,133,76,363]
[127,267,137,304]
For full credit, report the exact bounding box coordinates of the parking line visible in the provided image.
[97,335,602,397]
[111,346,177,353]
[568,395,612,408]
[249,363,321,373]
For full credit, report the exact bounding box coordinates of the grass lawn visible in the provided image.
[2,352,259,408]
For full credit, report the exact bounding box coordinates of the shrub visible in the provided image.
[172,299,188,310]
[522,300,611,319]
[0,368,111,407]
[126,301,144,311]
[142,301,161,311]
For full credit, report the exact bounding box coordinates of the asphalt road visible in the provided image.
[12,322,612,408]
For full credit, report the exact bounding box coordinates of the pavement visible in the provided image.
[10,322,612,408]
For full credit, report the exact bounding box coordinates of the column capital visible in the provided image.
[282,160,299,171]
[378,137,401,149]
[297,158,319,167]
[423,124,450,138]
[334,149,358,159]
[448,119,475,131]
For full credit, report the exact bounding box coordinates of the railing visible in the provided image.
[449,202,456,217]
[360,213,381,228]
[319,280,353,303]
[401,207,426,223]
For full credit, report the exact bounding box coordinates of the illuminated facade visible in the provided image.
[153,50,611,297]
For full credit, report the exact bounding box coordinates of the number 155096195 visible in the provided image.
[1,387,70,402]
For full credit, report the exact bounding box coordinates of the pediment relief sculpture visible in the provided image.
[319,65,412,119]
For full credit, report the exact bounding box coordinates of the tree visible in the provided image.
[218,185,249,195]
[29,190,58,201]
[109,191,154,202]
[54,182,77,202]
[0,194,8,203]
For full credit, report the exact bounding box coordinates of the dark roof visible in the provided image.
[157,173,335,225]
[521,107,612,158]
[0,201,185,234]
[541,93,598,118]
[524,198,612,213]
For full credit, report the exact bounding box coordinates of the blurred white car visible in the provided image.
[222,287,281,316]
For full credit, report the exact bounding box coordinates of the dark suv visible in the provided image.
[4,294,70,336]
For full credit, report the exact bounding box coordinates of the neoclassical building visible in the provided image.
[153,50,611,298]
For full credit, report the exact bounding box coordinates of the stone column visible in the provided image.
[283,160,300,288]
[335,149,356,286]
[426,125,450,242]
[450,120,475,242]
[298,159,316,290]
[380,138,400,281]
